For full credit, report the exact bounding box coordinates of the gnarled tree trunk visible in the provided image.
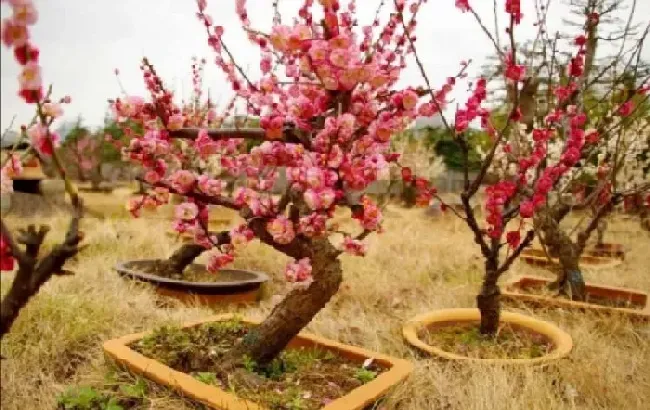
[223,238,342,366]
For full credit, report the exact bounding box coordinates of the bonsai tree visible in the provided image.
[113,0,432,370]
[110,56,240,279]
[407,0,648,333]
[0,0,84,340]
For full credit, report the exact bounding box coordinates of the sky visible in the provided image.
[1,0,648,135]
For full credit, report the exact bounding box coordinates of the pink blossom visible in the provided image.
[341,236,367,256]
[455,0,470,13]
[2,154,23,178]
[402,89,418,110]
[126,196,145,218]
[12,2,38,26]
[299,213,328,238]
[519,201,534,218]
[229,224,254,247]
[506,231,521,249]
[175,202,199,221]
[0,234,15,271]
[169,170,196,193]
[18,60,41,90]
[27,124,60,157]
[152,187,170,204]
[197,175,226,196]
[1,18,28,47]
[42,102,63,118]
[207,251,235,272]
[285,258,313,283]
[617,101,634,117]
[267,216,296,244]
[304,188,336,210]
[144,170,162,184]
[168,114,184,130]
[355,196,382,231]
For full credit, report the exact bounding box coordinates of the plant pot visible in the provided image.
[115,260,269,307]
[402,308,573,365]
[103,314,414,410]
[502,275,650,320]
[589,243,624,260]
[520,248,622,270]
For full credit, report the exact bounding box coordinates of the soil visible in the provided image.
[130,318,385,410]
[516,284,645,309]
[418,322,553,360]
[125,260,259,283]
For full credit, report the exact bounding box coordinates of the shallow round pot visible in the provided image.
[115,260,269,307]
[403,308,573,365]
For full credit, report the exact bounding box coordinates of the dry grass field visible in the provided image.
[1,194,649,410]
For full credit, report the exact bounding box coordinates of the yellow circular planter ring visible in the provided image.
[403,308,573,365]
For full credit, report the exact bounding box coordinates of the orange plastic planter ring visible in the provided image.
[402,308,573,365]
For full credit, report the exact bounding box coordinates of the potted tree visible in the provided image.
[110,57,269,307]
[104,1,421,408]
[402,0,645,361]
[498,0,650,318]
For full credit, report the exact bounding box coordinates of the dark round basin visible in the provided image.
[115,259,269,306]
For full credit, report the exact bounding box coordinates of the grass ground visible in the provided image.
[1,197,649,410]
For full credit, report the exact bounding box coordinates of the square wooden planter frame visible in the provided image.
[103,315,413,410]
[502,275,650,320]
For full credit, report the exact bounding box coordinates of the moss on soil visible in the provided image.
[129,318,384,410]
[418,322,553,360]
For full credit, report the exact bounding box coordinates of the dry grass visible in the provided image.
[1,197,649,410]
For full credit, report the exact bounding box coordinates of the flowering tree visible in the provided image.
[519,0,650,298]
[112,0,438,369]
[0,0,84,339]
[404,0,649,333]
[59,119,105,190]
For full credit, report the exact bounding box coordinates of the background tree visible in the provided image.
[409,0,648,333]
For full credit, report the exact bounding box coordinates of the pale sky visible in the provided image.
[1,0,648,133]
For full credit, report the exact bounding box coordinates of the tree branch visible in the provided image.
[0,205,84,339]
[496,229,535,275]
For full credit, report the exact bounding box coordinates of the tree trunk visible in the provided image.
[477,258,500,335]
[551,244,586,301]
[534,207,586,301]
[137,180,147,195]
[153,243,206,280]
[596,219,606,246]
[223,238,342,367]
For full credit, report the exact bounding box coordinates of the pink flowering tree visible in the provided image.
[0,0,84,340]
[59,119,109,190]
[112,0,435,369]
[404,0,649,333]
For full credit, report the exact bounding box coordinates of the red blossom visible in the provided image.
[0,235,15,272]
